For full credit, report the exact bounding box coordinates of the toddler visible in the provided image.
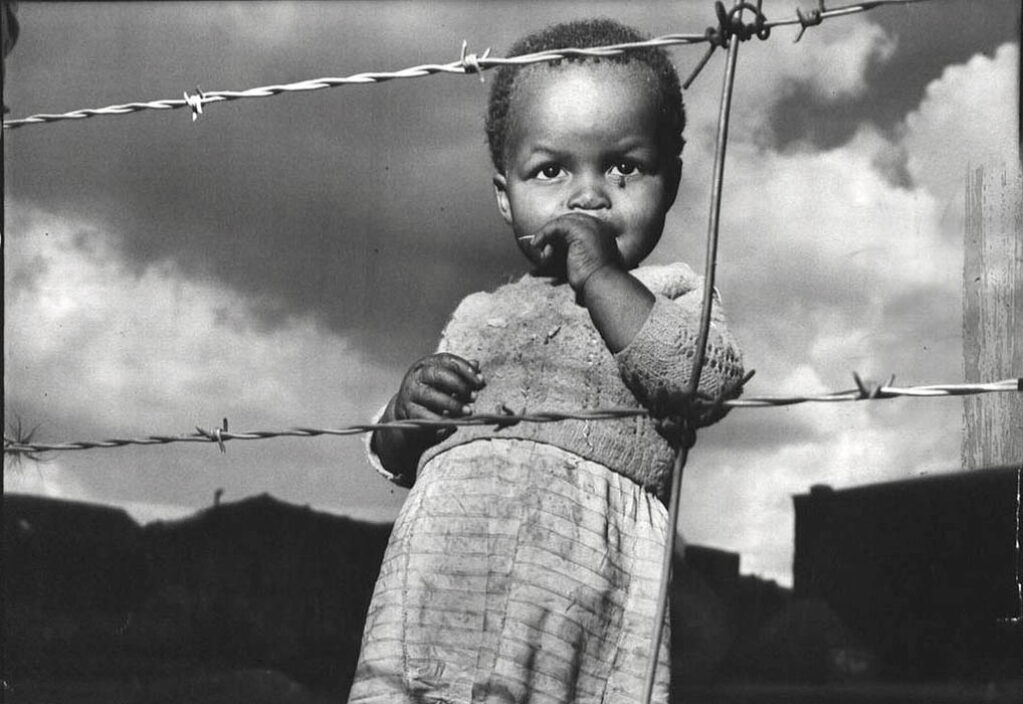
[348,18,744,704]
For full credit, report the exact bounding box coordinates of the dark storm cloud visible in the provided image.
[766,0,1020,151]
[4,4,519,368]
[94,101,513,365]
[4,2,719,369]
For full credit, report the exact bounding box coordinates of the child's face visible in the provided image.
[493,62,680,271]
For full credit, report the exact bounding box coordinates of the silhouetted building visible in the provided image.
[674,543,791,683]
[3,493,146,611]
[3,494,148,682]
[685,544,741,604]
[4,491,799,696]
[793,466,1021,679]
[3,492,391,696]
[141,493,391,687]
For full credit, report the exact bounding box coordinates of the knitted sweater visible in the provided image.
[401,262,744,501]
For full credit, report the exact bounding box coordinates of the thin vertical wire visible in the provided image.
[1008,467,1023,624]
[641,27,743,704]
[641,443,692,704]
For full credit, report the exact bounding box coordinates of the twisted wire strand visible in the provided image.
[764,0,929,29]
[1,35,704,130]
[4,379,1018,456]
[2,0,929,131]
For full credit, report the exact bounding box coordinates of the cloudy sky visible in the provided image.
[4,1,1019,584]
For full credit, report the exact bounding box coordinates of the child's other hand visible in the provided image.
[529,212,624,292]
[394,353,485,428]
[372,353,483,479]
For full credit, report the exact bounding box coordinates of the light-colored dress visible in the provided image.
[348,263,744,704]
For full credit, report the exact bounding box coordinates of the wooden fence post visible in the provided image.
[962,161,1023,469]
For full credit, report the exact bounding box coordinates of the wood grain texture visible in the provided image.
[962,162,1023,469]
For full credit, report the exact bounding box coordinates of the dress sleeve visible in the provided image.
[613,280,744,427]
[362,401,416,488]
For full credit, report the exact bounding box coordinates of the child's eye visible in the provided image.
[609,161,640,177]
[535,165,564,180]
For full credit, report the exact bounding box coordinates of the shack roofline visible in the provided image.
[5,491,395,532]
[143,491,393,530]
[142,492,309,527]
[4,492,139,527]
[794,464,1018,500]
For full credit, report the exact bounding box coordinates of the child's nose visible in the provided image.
[567,173,611,211]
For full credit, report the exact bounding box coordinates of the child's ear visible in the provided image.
[664,157,682,211]
[493,173,513,226]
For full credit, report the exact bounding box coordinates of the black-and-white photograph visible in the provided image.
[3,1,1020,702]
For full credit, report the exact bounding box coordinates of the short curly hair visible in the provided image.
[485,18,685,172]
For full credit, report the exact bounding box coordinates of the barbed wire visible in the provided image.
[4,0,999,696]
[765,0,928,30]
[4,378,1017,457]
[2,0,927,131]
[0,0,999,699]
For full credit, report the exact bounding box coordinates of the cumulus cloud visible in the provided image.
[4,204,405,522]
[670,42,1018,584]
[902,43,1020,209]
[746,17,897,101]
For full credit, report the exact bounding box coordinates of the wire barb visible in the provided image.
[459,40,492,83]
[183,85,206,121]
[493,403,522,430]
[794,0,827,42]
[195,417,229,453]
[852,372,897,400]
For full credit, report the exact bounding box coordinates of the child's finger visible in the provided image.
[400,401,446,422]
[398,402,459,441]
[535,212,603,241]
[419,364,476,401]
[532,213,601,260]
[529,224,561,252]
[433,353,486,390]
[413,385,474,417]
[529,228,562,265]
